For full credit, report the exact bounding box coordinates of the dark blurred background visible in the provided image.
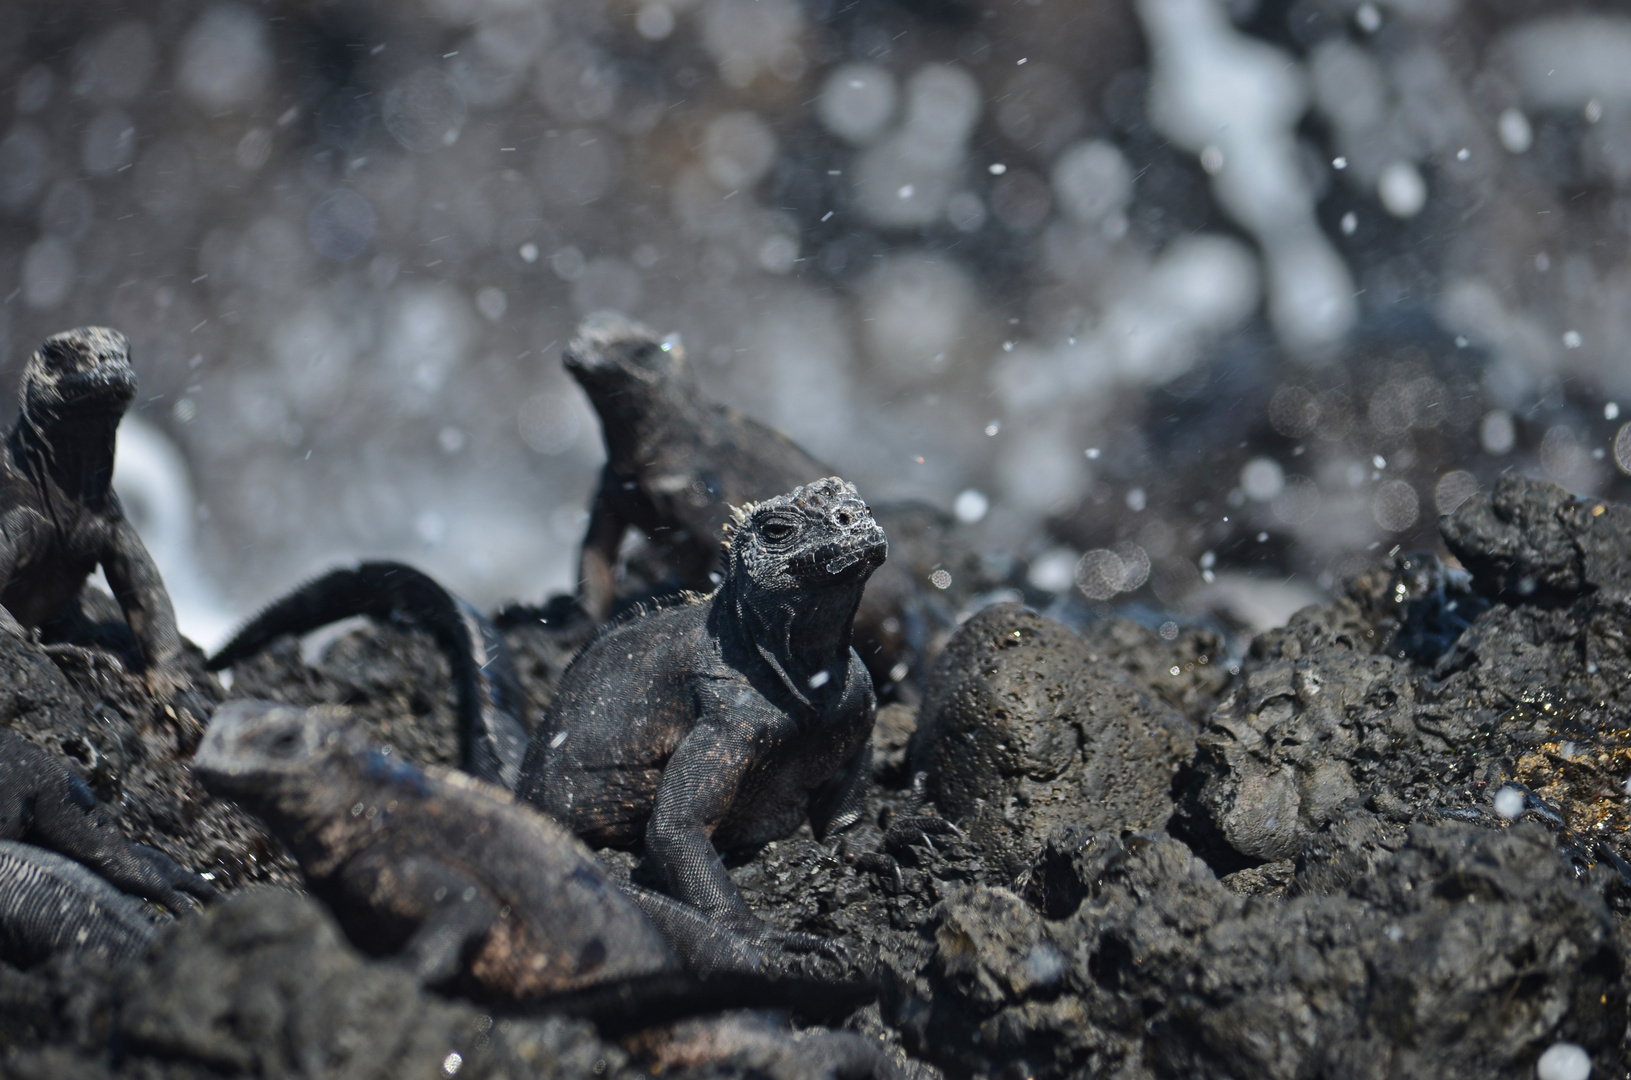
[0,0,1625,647]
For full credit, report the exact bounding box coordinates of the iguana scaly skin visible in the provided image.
[517,477,886,956]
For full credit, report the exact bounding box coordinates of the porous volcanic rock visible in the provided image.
[908,603,1200,877]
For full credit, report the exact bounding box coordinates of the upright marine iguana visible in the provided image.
[0,327,201,716]
[516,477,887,955]
[562,312,975,690]
[207,561,530,789]
[0,728,216,913]
[194,700,867,1023]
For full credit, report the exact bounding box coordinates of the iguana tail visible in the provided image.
[207,561,530,790]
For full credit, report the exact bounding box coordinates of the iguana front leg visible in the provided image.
[578,466,633,623]
[99,513,189,698]
[645,716,838,960]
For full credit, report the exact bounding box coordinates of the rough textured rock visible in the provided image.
[886,821,1623,1080]
[909,603,1198,877]
[1182,476,1631,877]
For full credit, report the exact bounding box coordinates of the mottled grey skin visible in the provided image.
[0,728,216,913]
[0,327,196,710]
[193,699,683,1001]
[518,477,886,954]
[0,839,158,968]
[208,561,530,789]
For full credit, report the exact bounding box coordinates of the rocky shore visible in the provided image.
[3,472,1629,1080]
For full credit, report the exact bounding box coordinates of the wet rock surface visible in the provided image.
[7,473,1631,1078]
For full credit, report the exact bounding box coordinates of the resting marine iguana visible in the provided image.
[207,561,530,789]
[0,728,216,914]
[516,477,887,955]
[563,312,972,690]
[0,839,159,968]
[194,698,682,1001]
[194,700,868,1025]
[0,327,201,715]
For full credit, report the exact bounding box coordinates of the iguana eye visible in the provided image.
[760,520,796,543]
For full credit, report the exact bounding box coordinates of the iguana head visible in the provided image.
[195,700,428,832]
[726,477,889,595]
[563,311,692,420]
[719,478,887,691]
[23,326,137,422]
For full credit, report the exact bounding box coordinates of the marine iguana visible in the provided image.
[0,327,200,717]
[0,728,216,913]
[194,698,681,1000]
[516,477,887,955]
[195,700,872,1026]
[563,312,972,690]
[207,561,530,789]
[0,838,158,968]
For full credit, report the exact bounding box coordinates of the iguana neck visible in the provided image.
[11,405,121,509]
[714,570,862,709]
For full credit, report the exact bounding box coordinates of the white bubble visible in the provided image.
[1052,139,1133,224]
[946,191,987,232]
[307,189,376,261]
[1372,479,1420,532]
[700,0,804,88]
[1492,785,1525,821]
[0,125,49,211]
[1498,107,1533,154]
[81,109,136,174]
[636,4,676,40]
[177,4,272,112]
[818,62,897,145]
[1605,402,1620,420]
[1434,470,1479,516]
[954,489,989,523]
[704,111,777,189]
[40,180,94,242]
[1075,549,1124,600]
[1126,487,1147,512]
[519,242,540,263]
[929,569,952,590]
[22,236,73,308]
[1563,329,1582,349]
[1377,161,1426,218]
[476,286,507,321]
[1271,475,1321,525]
[1240,456,1285,501]
[1027,548,1078,593]
[902,64,982,151]
[858,254,974,386]
[72,20,157,104]
[519,393,583,454]
[1481,410,1516,455]
[383,68,467,153]
[1535,1042,1591,1080]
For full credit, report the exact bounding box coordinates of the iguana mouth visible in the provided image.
[50,367,137,410]
[801,533,888,578]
